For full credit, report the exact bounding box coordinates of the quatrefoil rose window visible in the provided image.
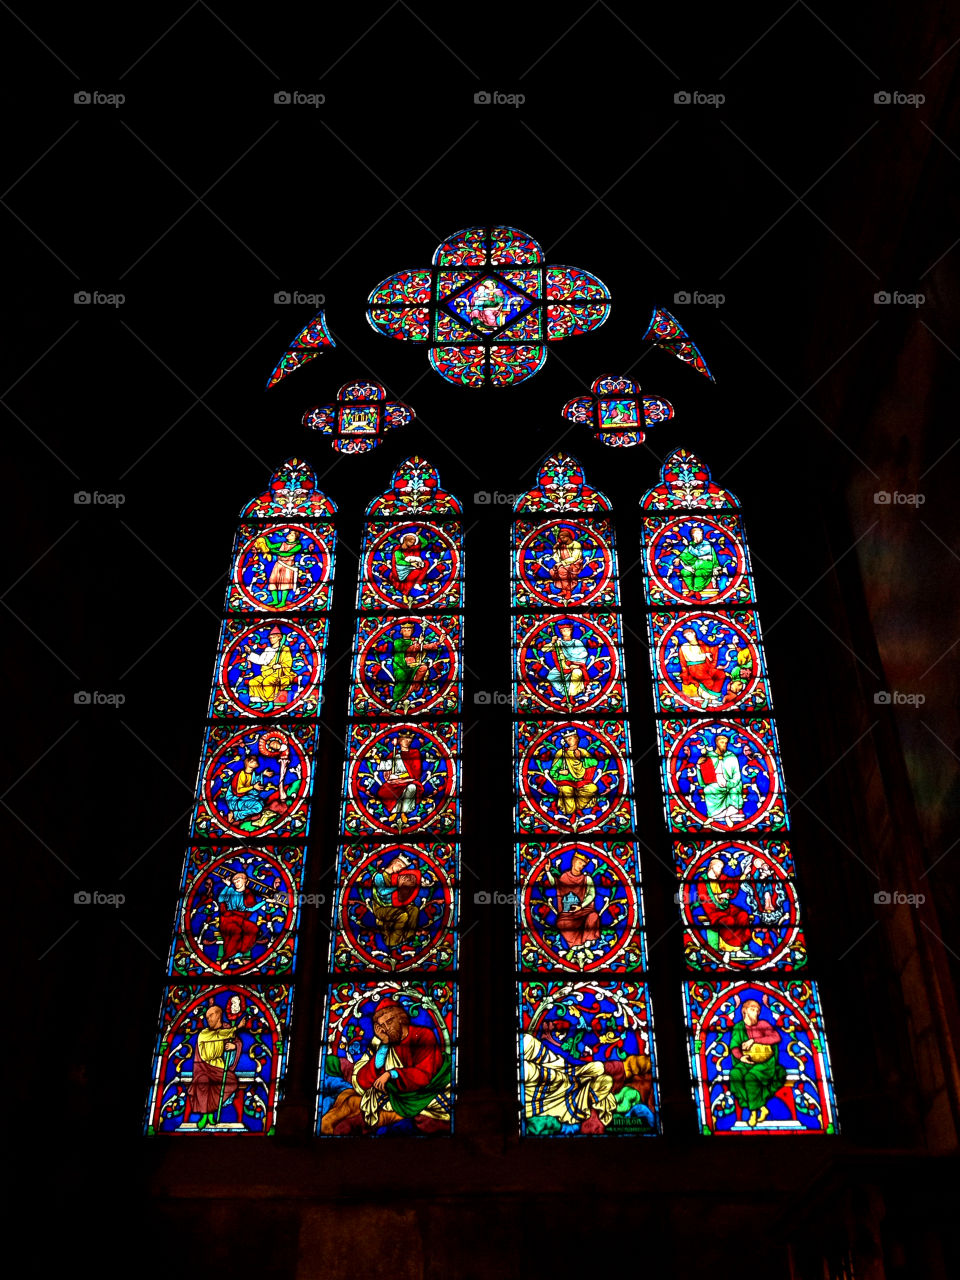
[366,225,611,388]
[303,380,414,454]
[563,375,674,448]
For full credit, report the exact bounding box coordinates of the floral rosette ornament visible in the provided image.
[366,225,611,388]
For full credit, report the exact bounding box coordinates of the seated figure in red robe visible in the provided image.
[390,531,431,605]
[542,851,601,951]
[677,627,728,707]
[694,857,755,961]
[216,871,260,960]
[321,999,452,1135]
[375,732,425,831]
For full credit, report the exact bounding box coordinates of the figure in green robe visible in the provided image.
[698,734,744,826]
[378,621,441,709]
[728,998,787,1127]
[677,525,720,597]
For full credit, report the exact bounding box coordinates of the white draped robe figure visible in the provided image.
[521,1033,616,1126]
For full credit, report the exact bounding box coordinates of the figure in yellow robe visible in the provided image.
[245,626,295,709]
[548,729,600,819]
[186,1004,241,1130]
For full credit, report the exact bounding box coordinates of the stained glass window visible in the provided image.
[642,308,715,382]
[303,379,415,454]
[366,226,611,388]
[674,841,806,971]
[657,717,788,834]
[648,609,771,714]
[148,986,293,1134]
[145,458,337,1134]
[512,453,660,1135]
[640,449,837,1132]
[642,512,755,607]
[683,980,836,1133]
[265,309,335,389]
[317,457,462,1135]
[562,375,674,449]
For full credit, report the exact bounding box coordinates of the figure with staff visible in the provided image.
[185,996,246,1130]
[540,621,592,709]
[378,620,441,711]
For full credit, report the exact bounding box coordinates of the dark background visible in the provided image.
[5,3,959,1276]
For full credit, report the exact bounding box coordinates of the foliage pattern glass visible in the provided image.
[265,309,335,389]
[642,307,714,382]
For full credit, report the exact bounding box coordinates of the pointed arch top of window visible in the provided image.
[640,448,739,511]
[239,456,338,518]
[513,451,612,514]
[642,308,715,383]
[365,456,462,517]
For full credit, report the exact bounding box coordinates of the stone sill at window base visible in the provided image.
[128,1150,955,1280]
[142,1130,943,1204]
